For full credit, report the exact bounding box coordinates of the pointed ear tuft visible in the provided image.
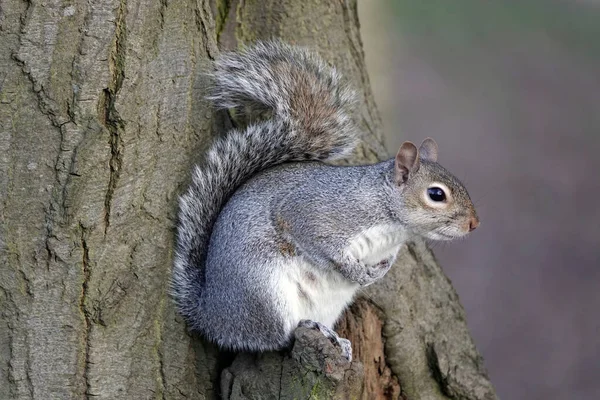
[395,141,420,184]
[419,138,438,162]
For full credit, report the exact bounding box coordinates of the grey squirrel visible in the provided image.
[172,41,479,361]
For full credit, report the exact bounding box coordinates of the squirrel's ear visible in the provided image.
[395,142,420,184]
[419,138,438,162]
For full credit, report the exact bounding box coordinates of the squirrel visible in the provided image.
[172,41,479,362]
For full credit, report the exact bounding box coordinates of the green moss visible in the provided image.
[215,0,231,42]
[234,0,258,46]
[309,378,324,399]
[308,376,334,400]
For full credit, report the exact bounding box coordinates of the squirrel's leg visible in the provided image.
[297,319,352,361]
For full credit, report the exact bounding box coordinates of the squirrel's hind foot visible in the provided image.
[298,319,352,362]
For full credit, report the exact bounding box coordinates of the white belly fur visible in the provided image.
[275,258,359,333]
[274,225,407,333]
[344,224,408,265]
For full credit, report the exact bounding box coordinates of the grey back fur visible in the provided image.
[172,42,359,326]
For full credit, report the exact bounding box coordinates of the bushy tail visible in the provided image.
[172,41,359,321]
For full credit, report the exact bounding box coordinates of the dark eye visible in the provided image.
[427,187,446,202]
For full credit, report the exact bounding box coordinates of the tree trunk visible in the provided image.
[0,0,497,399]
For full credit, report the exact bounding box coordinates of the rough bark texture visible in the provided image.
[0,0,497,399]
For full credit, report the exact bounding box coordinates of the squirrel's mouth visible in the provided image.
[425,229,467,241]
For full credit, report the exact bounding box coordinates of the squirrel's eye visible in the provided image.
[427,187,446,202]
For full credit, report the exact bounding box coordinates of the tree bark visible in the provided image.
[0,0,497,399]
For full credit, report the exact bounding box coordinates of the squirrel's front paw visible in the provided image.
[352,258,393,286]
[365,258,393,283]
[336,256,393,286]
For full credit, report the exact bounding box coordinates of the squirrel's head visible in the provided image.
[391,138,479,240]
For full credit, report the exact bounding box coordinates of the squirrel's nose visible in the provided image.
[468,217,480,232]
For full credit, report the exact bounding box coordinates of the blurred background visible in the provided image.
[358,1,600,399]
